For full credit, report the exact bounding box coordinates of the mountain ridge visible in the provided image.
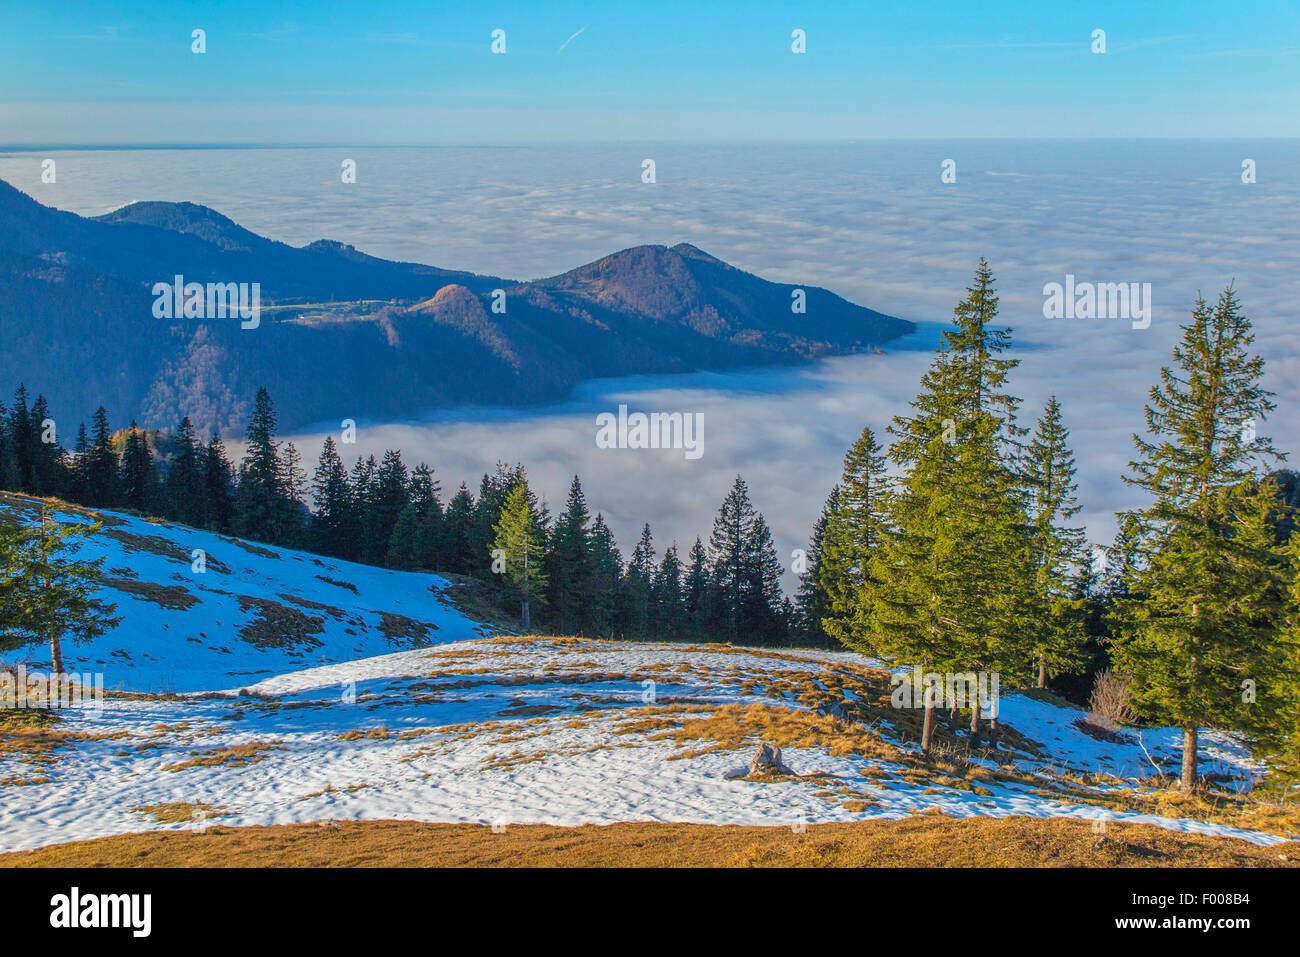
[0,180,914,434]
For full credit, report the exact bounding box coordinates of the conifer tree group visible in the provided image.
[807,265,1300,789]
[0,389,797,646]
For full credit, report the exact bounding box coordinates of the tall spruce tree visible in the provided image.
[545,476,593,636]
[746,513,785,645]
[86,407,119,507]
[620,523,657,638]
[1024,396,1087,687]
[439,484,477,574]
[368,449,410,562]
[7,384,33,493]
[70,424,91,504]
[492,476,548,629]
[820,428,887,650]
[201,433,235,532]
[310,437,353,557]
[1112,286,1295,793]
[708,476,757,643]
[795,487,837,647]
[386,464,442,570]
[653,543,685,640]
[0,400,18,492]
[684,537,710,640]
[120,422,157,512]
[236,388,289,543]
[470,463,524,576]
[27,395,63,497]
[588,515,623,637]
[706,476,784,644]
[164,417,205,525]
[1265,536,1300,787]
[280,441,309,545]
[349,454,378,562]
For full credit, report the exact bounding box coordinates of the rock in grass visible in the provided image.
[749,742,794,776]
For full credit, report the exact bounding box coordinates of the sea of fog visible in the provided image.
[3,141,1297,583]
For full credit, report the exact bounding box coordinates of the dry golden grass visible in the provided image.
[160,740,284,772]
[2,815,1295,868]
[618,702,905,764]
[131,802,227,825]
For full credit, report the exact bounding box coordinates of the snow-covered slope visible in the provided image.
[0,494,496,693]
[2,495,1293,855]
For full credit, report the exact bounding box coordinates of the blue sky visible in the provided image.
[2,1,1299,142]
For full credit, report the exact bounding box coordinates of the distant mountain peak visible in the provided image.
[0,179,913,434]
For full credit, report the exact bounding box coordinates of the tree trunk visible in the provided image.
[49,629,64,676]
[1181,726,1198,794]
[521,600,531,631]
[969,701,982,749]
[987,715,999,750]
[1036,656,1047,689]
[920,698,936,754]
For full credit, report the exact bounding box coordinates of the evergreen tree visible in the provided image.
[280,441,309,545]
[119,422,157,512]
[201,433,235,533]
[0,505,120,673]
[439,484,477,574]
[0,514,30,653]
[1112,286,1295,793]
[1264,536,1300,787]
[369,449,410,563]
[706,476,786,644]
[86,407,119,507]
[386,503,424,571]
[0,400,18,492]
[653,543,685,640]
[1024,396,1088,687]
[587,515,623,636]
[745,513,786,645]
[406,463,444,568]
[545,476,593,636]
[235,388,289,543]
[70,424,91,504]
[7,384,33,492]
[619,523,656,638]
[820,428,888,650]
[310,437,353,557]
[349,454,378,563]
[466,464,521,574]
[27,395,63,496]
[492,476,548,629]
[684,537,711,640]
[164,417,205,525]
[796,487,837,647]
[708,476,755,642]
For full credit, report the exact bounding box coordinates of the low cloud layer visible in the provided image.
[7,141,1296,585]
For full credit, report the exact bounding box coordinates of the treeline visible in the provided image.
[791,261,1300,792]
[0,387,797,646]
